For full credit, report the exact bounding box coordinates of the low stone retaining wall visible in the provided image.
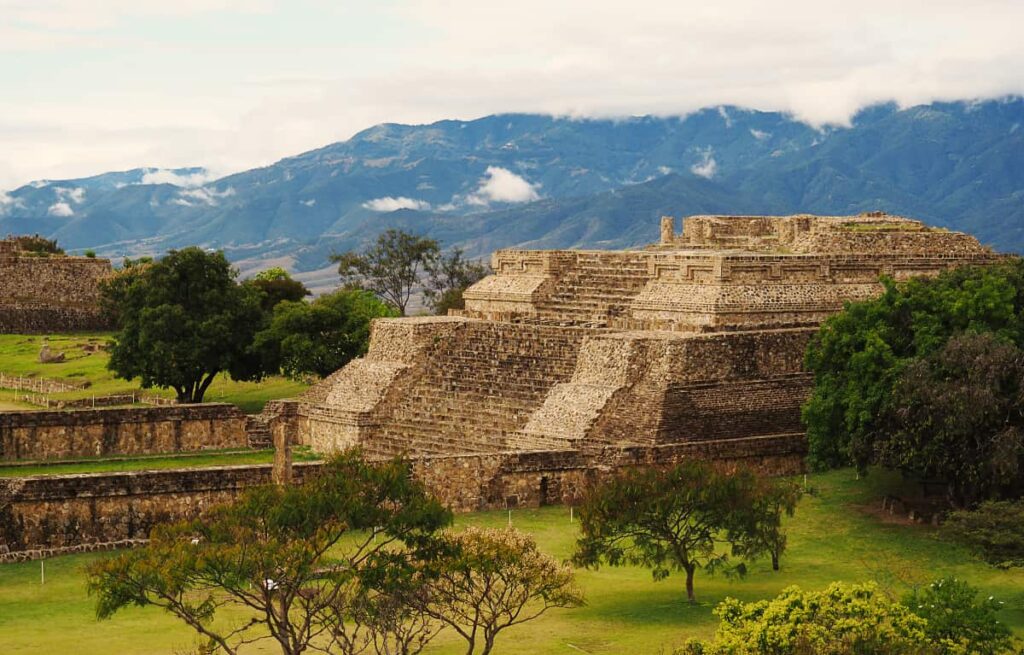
[0,404,248,461]
[0,433,805,560]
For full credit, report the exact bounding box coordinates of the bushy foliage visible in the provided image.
[878,333,1024,505]
[573,461,798,602]
[803,261,1024,495]
[12,234,63,255]
[678,582,932,655]
[87,451,453,655]
[424,248,489,315]
[99,247,266,403]
[246,266,310,312]
[943,500,1024,568]
[425,527,584,655]
[255,288,398,379]
[332,230,440,315]
[905,577,1016,655]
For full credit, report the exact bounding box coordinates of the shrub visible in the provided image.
[943,500,1024,568]
[905,577,1016,655]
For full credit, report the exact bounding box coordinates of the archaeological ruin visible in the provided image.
[0,237,113,333]
[0,213,1005,559]
[292,212,999,460]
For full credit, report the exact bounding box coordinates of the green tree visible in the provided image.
[731,478,802,571]
[425,527,584,655]
[943,500,1024,568]
[87,451,452,655]
[247,267,310,312]
[803,261,1024,472]
[905,577,1017,655]
[573,461,776,603]
[677,582,932,655]
[878,333,1024,506]
[424,248,489,315]
[331,230,440,316]
[100,247,266,403]
[255,289,398,379]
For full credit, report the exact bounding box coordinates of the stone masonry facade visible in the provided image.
[0,237,113,333]
[295,213,999,460]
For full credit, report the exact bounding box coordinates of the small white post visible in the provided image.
[570,507,574,523]
[40,560,45,585]
[507,510,512,527]
[803,474,807,491]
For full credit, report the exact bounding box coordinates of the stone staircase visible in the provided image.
[362,323,582,458]
[245,414,273,449]
[534,253,651,325]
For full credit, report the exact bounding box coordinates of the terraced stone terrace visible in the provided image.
[295,213,1001,459]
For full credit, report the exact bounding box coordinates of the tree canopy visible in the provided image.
[803,260,1024,501]
[425,527,583,655]
[255,288,398,379]
[573,461,795,603]
[87,451,452,655]
[423,248,490,315]
[246,267,310,312]
[332,230,440,316]
[100,247,266,403]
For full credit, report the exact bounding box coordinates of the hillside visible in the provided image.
[2,98,1022,271]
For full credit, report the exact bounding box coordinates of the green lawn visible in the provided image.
[0,333,309,413]
[0,447,321,477]
[0,468,1021,654]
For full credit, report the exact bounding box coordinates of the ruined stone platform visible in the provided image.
[296,213,999,459]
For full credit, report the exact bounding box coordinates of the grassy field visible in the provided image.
[0,333,309,413]
[0,447,321,478]
[0,468,1021,654]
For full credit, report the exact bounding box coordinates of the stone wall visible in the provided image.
[0,433,805,559]
[0,404,248,461]
[0,246,112,333]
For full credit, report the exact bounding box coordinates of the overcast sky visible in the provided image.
[2,0,1023,189]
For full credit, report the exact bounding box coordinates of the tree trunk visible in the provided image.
[685,566,696,603]
[771,551,780,571]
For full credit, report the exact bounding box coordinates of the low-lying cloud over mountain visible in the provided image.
[2,99,1023,273]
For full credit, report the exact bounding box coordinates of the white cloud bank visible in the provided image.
[4,0,1024,184]
[141,168,215,188]
[466,167,540,206]
[47,201,74,216]
[363,196,432,212]
[173,186,236,207]
[690,148,717,179]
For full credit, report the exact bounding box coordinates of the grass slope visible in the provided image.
[0,333,308,413]
[0,469,1021,654]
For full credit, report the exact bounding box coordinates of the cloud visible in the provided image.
[47,201,74,217]
[173,186,236,207]
[717,106,733,128]
[690,148,717,179]
[466,166,540,206]
[54,186,86,203]
[0,190,23,215]
[300,198,316,207]
[4,1,1024,184]
[750,128,771,141]
[141,168,215,188]
[362,196,432,212]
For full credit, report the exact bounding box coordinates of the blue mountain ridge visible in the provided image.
[2,99,1022,272]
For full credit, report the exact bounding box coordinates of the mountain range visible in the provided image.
[2,98,1023,282]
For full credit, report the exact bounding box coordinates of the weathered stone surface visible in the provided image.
[0,404,248,461]
[296,213,999,460]
[0,433,805,559]
[0,238,113,333]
